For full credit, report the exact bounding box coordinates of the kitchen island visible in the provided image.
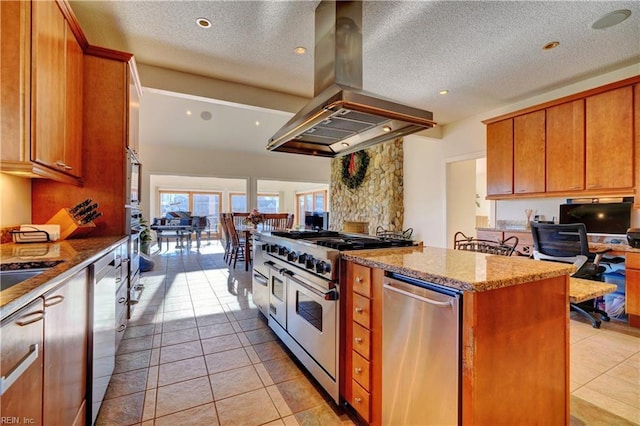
[340,246,575,425]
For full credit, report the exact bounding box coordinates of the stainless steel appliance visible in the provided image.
[252,235,270,316]
[627,228,640,248]
[253,229,416,403]
[266,1,435,158]
[383,274,461,426]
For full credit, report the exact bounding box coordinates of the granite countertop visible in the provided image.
[341,246,574,292]
[1,235,127,319]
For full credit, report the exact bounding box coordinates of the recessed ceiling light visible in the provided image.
[201,111,212,121]
[341,142,350,147]
[255,121,260,126]
[592,9,631,29]
[439,90,449,95]
[196,18,211,29]
[186,110,192,116]
[294,46,307,55]
[542,41,560,50]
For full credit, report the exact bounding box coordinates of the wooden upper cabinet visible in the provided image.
[635,84,640,209]
[546,100,585,192]
[585,86,634,190]
[486,119,513,196]
[64,20,84,177]
[32,0,67,171]
[127,62,142,154]
[513,110,545,194]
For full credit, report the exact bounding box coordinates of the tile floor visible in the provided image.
[96,241,640,425]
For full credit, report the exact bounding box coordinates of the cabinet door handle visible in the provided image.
[355,307,364,314]
[117,324,126,333]
[118,297,127,304]
[354,397,362,403]
[0,344,39,396]
[355,277,362,283]
[16,310,45,326]
[354,367,362,374]
[44,295,65,307]
[64,165,73,170]
[354,337,363,343]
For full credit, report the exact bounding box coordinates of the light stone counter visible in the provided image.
[341,246,574,292]
[1,235,127,319]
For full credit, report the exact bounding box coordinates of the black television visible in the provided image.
[559,202,632,235]
[304,211,329,230]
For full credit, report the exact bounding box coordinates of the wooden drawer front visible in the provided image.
[626,252,640,270]
[352,350,371,390]
[352,322,371,359]
[116,280,128,320]
[351,379,371,422]
[352,293,371,328]
[626,269,640,315]
[352,264,371,297]
[477,230,503,242]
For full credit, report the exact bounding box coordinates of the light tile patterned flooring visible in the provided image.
[97,241,640,425]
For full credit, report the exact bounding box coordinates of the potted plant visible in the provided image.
[139,217,152,255]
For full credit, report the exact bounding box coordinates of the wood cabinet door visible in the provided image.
[43,268,89,426]
[64,21,83,178]
[128,62,141,154]
[32,0,66,170]
[486,119,513,196]
[627,268,640,316]
[1,0,31,163]
[0,298,45,425]
[514,110,545,194]
[585,86,634,190]
[546,100,585,192]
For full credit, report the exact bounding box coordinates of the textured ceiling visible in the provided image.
[69,1,640,153]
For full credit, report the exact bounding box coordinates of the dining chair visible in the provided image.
[262,213,290,231]
[219,213,232,263]
[224,214,247,269]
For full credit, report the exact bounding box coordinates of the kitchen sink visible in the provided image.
[0,269,48,291]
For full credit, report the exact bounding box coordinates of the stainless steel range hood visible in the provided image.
[267,0,436,158]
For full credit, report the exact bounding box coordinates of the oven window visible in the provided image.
[296,291,323,332]
[271,276,284,302]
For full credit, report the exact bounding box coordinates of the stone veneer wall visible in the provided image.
[329,138,403,234]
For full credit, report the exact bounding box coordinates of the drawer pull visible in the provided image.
[354,397,362,403]
[117,324,126,333]
[16,310,45,326]
[118,297,127,304]
[0,344,39,396]
[355,307,364,314]
[44,295,65,307]
[354,367,362,374]
[354,337,363,343]
[355,276,362,283]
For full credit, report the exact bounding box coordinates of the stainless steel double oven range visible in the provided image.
[252,230,416,403]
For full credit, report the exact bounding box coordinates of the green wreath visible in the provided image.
[341,151,369,189]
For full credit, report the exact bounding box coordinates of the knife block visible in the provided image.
[46,208,96,240]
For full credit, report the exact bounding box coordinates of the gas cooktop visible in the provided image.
[270,230,341,239]
[268,230,415,250]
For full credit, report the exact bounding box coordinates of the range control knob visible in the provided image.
[298,253,308,264]
[287,251,298,262]
[305,256,316,269]
[268,244,279,253]
[315,261,331,274]
[278,246,289,256]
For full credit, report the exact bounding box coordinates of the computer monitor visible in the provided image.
[304,211,329,230]
[559,202,631,235]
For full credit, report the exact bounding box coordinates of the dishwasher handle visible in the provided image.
[383,283,453,307]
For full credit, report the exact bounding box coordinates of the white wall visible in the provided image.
[446,160,477,248]
[0,174,31,227]
[404,63,640,248]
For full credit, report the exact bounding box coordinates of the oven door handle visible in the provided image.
[288,273,339,301]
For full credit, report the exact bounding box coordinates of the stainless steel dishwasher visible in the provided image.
[383,273,461,426]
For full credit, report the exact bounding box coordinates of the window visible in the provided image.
[229,193,247,213]
[296,190,327,226]
[257,194,279,213]
[159,191,221,237]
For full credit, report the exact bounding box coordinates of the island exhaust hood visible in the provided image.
[266,1,436,158]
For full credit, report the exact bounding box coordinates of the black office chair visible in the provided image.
[530,222,610,328]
